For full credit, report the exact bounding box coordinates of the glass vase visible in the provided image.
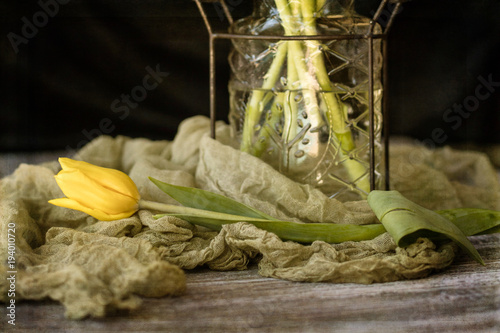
[228,0,384,201]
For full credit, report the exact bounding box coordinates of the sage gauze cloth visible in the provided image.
[1,116,499,319]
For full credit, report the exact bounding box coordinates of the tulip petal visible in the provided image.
[49,198,137,221]
[58,158,140,200]
[54,169,138,215]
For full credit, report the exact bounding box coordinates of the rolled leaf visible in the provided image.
[368,190,484,265]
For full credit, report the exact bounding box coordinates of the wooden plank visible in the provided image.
[7,234,500,333]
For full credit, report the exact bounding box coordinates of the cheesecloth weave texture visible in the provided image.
[1,116,499,319]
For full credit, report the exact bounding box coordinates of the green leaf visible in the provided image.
[154,213,386,244]
[148,178,498,251]
[437,208,500,236]
[150,177,386,243]
[368,190,484,265]
[149,177,276,220]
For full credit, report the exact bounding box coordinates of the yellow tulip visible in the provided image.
[49,158,140,221]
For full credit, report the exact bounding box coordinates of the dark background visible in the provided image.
[1,0,499,153]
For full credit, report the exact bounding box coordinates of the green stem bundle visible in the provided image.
[240,0,371,196]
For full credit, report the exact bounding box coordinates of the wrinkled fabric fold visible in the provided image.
[1,115,499,319]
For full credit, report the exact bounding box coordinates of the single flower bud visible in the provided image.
[49,158,140,221]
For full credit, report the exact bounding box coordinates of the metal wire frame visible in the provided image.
[194,0,404,191]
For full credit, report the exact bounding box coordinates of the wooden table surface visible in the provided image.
[1,153,500,333]
[1,233,497,333]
